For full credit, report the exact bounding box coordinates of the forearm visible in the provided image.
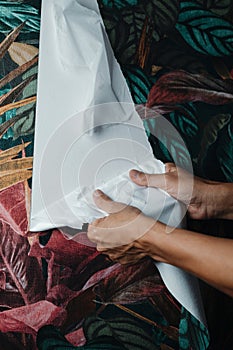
[139,222,233,297]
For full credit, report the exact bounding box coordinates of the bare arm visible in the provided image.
[130,163,233,220]
[138,222,233,297]
[88,190,233,297]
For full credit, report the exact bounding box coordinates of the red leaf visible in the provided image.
[60,254,113,291]
[0,271,6,290]
[65,327,86,347]
[29,229,113,292]
[46,252,60,293]
[94,259,165,304]
[0,301,66,335]
[29,229,98,268]
[0,182,29,236]
[147,70,233,107]
[0,220,46,308]
[46,284,80,307]
[83,264,120,291]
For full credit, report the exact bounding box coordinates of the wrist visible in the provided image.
[134,221,169,263]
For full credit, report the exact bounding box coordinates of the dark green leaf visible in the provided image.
[84,316,159,350]
[120,7,155,64]
[100,7,131,61]
[195,0,232,15]
[197,114,231,175]
[37,325,124,350]
[144,0,180,34]
[151,38,206,73]
[176,2,233,56]
[217,115,233,181]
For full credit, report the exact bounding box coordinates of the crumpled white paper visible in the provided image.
[30,0,207,326]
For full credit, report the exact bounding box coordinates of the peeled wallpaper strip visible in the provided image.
[30,0,206,326]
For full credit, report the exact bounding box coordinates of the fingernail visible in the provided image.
[94,189,102,197]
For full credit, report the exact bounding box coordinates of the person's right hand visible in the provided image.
[129,163,229,220]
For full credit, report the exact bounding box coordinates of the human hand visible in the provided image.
[87,190,156,250]
[129,163,227,220]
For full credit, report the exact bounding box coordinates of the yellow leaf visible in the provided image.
[0,158,33,173]
[0,96,36,116]
[8,42,39,66]
[0,170,32,192]
[0,142,31,162]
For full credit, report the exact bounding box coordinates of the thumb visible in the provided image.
[93,190,127,214]
[129,169,167,190]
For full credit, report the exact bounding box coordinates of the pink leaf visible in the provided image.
[0,182,30,236]
[0,271,6,290]
[0,221,46,308]
[65,327,86,347]
[46,252,60,294]
[147,70,233,107]
[0,301,67,335]
[46,284,80,307]
[94,259,165,304]
[29,229,98,268]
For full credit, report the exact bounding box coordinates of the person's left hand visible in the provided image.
[87,190,156,257]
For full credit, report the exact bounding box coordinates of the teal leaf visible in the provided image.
[179,307,209,350]
[122,65,156,104]
[217,116,233,181]
[168,103,199,138]
[176,2,233,56]
[100,0,138,9]
[195,0,233,15]
[0,2,40,34]
[146,115,192,169]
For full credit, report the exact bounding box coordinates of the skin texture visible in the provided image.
[87,164,233,297]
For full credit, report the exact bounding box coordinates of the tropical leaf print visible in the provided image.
[122,65,155,104]
[147,70,233,107]
[100,0,138,9]
[217,115,233,181]
[144,0,180,34]
[0,1,40,34]
[195,0,233,15]
[176,2,233,56]
[151,38,206,73]
[84,316,159,350]
[197,113,231,178]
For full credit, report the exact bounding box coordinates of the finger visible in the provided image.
[93,190,126,214]
[129,169,167,190]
